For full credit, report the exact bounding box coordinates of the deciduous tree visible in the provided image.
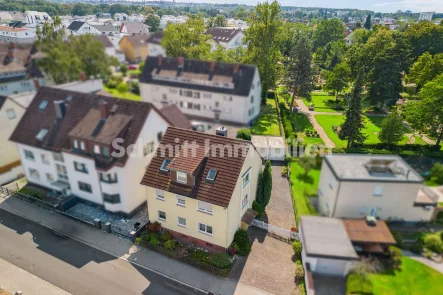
[378,111,405,147]
[324,62,351,101]
[407,52,443,90]
[144,14,160,32]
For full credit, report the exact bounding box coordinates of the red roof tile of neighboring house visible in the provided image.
[160,104,192,130]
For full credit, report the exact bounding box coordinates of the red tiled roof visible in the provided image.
[160,104,192,130]
[141,127,252,207]
[342,219,396,244]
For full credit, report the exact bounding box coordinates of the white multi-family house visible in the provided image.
[95,35,125,63]
[127,14,146,23]
[24,11,51,25]
[66,21,97,35]
[206,28,246,51]
[10,87,180,216]
[0,26,36,44]
[139,56,261,125]
[141,127,263,252]
[146,32,166,57]
[114,13,129,21]
[317,154,439,222]
[160,15,188,29]
[120,22,150,35]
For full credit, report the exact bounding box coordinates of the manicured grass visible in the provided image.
[250,98,280,136]
[289,159,321,223]
[315,114,414,148]
[103,86,141,101]
[347,257,443,295]
[302,92,344,113]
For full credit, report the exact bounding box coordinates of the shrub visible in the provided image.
[229,244,237,255]
[233,229,251,256]
[284,156,292,165]
[149,236,159,246]
[236,128,251,140]
[140,231,151,242]
[116,83,129,93]
[282,166,288,175]
[299,283,306,295]
[392,231,404,248]
[106,79,117,89]
[423,235,442,254]
[209,253,231,269]
[430,163,443,185]
[292,241,302,258]
[389,246,402,269]
[135,237,142,245]
[189,248,209,263]
[138,61,145,71]
[164,239,176,251]
[252,200,265,218]
[120,64,128,76]
[131,81,140,95]
[440,231,443,241]
[410,240,424,254]
[160,231,172,242]
[294,261,305,281]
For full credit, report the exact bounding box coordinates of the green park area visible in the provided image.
[250,98,281,136]
[302,92,345,113]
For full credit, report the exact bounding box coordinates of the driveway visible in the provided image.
[265,163,296,230]
[232,227,297,295]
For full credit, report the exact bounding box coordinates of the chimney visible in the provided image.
[177,56,184,68]
[54,100,66,119]
[6,49,14,62]
[33,79,40,90]
[209,60,216,72]
[80,72,87,81]
[216,126,228,137]
[157,55,163,67]
[99,101,109,119]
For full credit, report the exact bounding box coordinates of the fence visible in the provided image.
[251,219,299,242]
[0,183,19,195]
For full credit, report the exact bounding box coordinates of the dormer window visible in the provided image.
[176,171,187,184]
[160,158,171,172]
[80,141,86,151]
[206,168,218,183]
[93,144,101,155]
[73,139,79,149]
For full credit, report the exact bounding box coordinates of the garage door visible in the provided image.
[316,258,347,276]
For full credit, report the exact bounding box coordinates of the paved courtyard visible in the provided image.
[313,274,346,295]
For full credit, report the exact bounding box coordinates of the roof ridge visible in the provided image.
[165,126,252,145]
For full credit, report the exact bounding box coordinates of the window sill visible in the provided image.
[178,224,186,228]
[198,230,213,236]
[156,197,165,201]
[198,209,213,215]
[176,203,186,208]
[75,170,89,174]
[158,218,166,222]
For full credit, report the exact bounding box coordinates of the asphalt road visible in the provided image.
[0,209,205,295]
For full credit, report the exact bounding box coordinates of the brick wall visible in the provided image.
[165,227,226,253]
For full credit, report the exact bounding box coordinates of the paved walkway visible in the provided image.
[265,163,296,229]
[0,258,71,295]
[403,250,443,274]
[0,196,237,295]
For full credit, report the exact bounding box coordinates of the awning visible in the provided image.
[241,208,257,225]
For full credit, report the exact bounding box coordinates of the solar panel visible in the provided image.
[39,100,48,110]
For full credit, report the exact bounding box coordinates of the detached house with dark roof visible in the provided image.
[141,127,263,252]
[140,56,261,125]
[10,87,176,216]
[206,27,246,50]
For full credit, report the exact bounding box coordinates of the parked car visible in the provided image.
[128,64,138,70]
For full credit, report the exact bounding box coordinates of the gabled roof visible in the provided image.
[91,24,119,32]
[67,21,85,32]
[121,22,150,34]
[141,127,253,207]
[121,34,149,47]
[140,56,257,97]
[160,104,192,130]
[146,31,163,44]
[95,35,113,48]
[206,27,243,43]
[10,87,174,169]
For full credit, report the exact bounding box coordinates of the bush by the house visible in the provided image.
[282,166,288,176]
[294,260,305,281]
[149,236,159,246]
[299,282,306,295]
[440,231,443,241]
[233,229,251,256]
[116,82,129,94]
[389,246,403,269]
[423,235,442,254]
[292,241,302,258]
[161,231,172,242]
[189,248,210,263]
[410,240,424,254]
[430,163,443,185]
[209,253,231,269]
[131,81,140,95]
[252,200,265,218]
[392,231,404,248]
[120,64,128,76]
[236,128,252,141]
[164,239,176,251]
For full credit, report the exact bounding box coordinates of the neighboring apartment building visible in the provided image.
[25,11,52,25]
[0,26,36,44]
[120,22,150,35]
[419,12,435,21]
[141,127,263,252]
[317,154,438,222]
[146,32,166,57]
[139,56,261,125]
[10,87,176,216]
[95,35,125,63]
[206,28,246,50]
[160,15,188,29]
[119,34,149,63]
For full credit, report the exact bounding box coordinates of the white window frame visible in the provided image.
[156,189,165,201]
[373,186,383,197]
[93,144,101,155]
[242,194,248,209]
[41,154,50,165]
[177,216,186,227]
[198,200,213,214]
[176,195,186,207]
[29,168,40,179]
[242,168,251,187]
[24,150,34,160]
[176,171,187,184]
[158,210,166,221]
[80,141,86,151]
[73,140,79,149]
[6,108,15,119]
[198,223,213,236]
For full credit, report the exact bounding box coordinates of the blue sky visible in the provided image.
[186,0,443,13]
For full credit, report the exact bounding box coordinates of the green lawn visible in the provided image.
[302,92,344,113]
[347,257,443,295]
[289,159,321,223]
[315,114,415,148]
[103,86,141,101]
[250,98,281,136]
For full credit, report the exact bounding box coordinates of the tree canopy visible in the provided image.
[144,14,160,32]
[378,111,405,146]
[407,52,443,90]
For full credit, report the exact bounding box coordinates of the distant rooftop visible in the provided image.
[324,154,423,183]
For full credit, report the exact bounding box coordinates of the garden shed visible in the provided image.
[251,135,286,161]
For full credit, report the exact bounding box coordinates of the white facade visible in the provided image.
[147,43,166,57]
[419,12,435,21]
[15,106,170,215]
[211,31,246,50]
[140,68,261,125]
[160,15,188,29]
[251,136,286,161]
[25,11,51,25]
[0,27,36,44]
[0,78,46,97]
[114,13,129,21]
[317,159,435,222]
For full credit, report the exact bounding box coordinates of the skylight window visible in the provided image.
[39,100,48,110]
[35,129,48,142]
[206,168,218,183]
[160,158,171,172]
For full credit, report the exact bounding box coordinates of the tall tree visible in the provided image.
[339,71,366,148]
[287,28,313,107]
[36,16,64,43]
[378,111,405,147]
[407,52,443,89]
[404,21,443,60]
[324,62,351,101]
[144,14,160,32]
[406,74,443,147]
[312,18,345,50]
[214,15,227,27]
[161,17,211,59]
[364,14,372,30]
[244,1,283,104]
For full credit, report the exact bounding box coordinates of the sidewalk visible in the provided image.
[0,196,238,295]
[0,258,71,295]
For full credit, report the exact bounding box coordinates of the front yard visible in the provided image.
[250,98,281,136]
[347,257,443,295]
[302,92,345,113]
[289,159,321,223]
[103,86,141,101]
